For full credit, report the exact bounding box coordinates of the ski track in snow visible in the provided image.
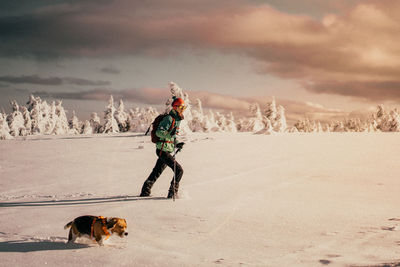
[0,192,96,201]
[0,194,170,207]
[187,160,278,188]
[0,153,289,207]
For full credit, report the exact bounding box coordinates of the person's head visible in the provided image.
[171,97,186,115]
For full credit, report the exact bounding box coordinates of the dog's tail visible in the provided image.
[64,221,73,230]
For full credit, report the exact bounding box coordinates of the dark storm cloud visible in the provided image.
[0,75,111,86]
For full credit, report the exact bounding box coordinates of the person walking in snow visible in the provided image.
[140,97,186,198]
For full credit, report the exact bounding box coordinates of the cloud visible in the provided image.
[34,87,252,112]
[304,80,400,102]
[1,0,400,102]
[0,75,111,86]
[99,66,120,74]
[33,87,168,104]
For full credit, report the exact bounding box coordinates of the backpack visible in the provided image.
[147,114,175,143]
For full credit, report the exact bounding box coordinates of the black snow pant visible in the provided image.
[140,149,183,197]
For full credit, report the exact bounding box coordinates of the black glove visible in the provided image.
[176,142,185,150]
[170,128,177,136]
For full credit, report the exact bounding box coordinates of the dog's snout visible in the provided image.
[124,232,128,236]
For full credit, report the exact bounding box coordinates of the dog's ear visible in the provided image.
[107,218,118,228]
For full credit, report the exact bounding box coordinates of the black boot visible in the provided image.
[167,182,179,198]
[140,180,154,197]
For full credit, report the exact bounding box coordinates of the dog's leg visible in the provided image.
[94,234,104,246]
[67,228,77,243]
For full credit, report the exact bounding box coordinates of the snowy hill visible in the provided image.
[1,132,400,266]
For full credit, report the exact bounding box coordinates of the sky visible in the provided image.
[1,0,399,124]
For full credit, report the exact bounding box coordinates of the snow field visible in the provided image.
[1,132,400,266]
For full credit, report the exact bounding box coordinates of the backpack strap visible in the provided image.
[168,116,176,132]
[159,115,176,156]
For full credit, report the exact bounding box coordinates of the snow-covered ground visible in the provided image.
[1,132,400,267]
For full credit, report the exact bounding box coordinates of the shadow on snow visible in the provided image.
[0,240,89,253]
[0,195,167,207]
[24,133,146,142]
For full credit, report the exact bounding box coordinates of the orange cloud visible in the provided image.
[2,0,400,102]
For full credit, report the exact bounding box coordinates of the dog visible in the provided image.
[64,215,128,245]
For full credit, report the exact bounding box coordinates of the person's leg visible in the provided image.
[140,150,167,196]
[157,151,184,198]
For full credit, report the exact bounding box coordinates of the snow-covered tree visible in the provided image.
[225,112,237,133]
[215,112,228,131]
[115,99,130,132]
[264,96,277,125]
[295,118,317,133]
[0,112,13,140]
[128,107,159,132]
[26,95,38,112]
[103,95,119,134]
[81,120,93,135]
[89,112,102,133]
[389,109,400,132]
[240,103,264,132]
[317,122,323,133]
[40,100,52,134]
[69,110,81,135]
[165,82,192,134]
[245,98,288,134]
[21,107,32,135]
[7,100,26,137]
[207,110,221,132]
[189,99,208,132]
[256,117,273,135]
[29,97,46,134]
[52,100,69,135]
[274,105,287,132]
[288,126,299,133]
[44,101,57,134]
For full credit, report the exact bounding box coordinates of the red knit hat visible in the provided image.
[171,97,185,107]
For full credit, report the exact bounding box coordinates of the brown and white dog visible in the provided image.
[64,215,128,245]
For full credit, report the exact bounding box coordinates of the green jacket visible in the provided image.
[156,110,183,153]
